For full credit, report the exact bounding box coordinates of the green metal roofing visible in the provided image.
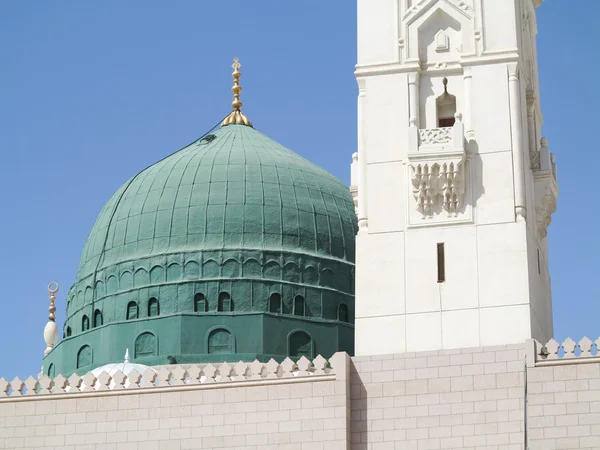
[77,124,356,280]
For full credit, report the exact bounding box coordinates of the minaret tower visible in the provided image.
[351,0,558,354]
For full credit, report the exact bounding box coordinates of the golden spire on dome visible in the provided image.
[221,57,253,128]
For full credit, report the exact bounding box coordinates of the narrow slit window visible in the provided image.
[437,243,445,283]
[537,249,541,274]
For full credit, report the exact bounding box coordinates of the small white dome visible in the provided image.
[91,349,156,378]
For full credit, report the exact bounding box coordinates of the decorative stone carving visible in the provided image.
[419,127,452,145]
[533,137,558,239]
[435,30,450,52]
[411,160,465,218]
[536,187,556,239]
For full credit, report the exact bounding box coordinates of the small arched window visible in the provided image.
[294,295,305,316]
[338,303,349,323]
[269,293,282,314]
[148,298,159,317]
[217,292,232,312]
[93,309,103,328]
[194,293,207,313]
[208,328,233,354]
[82,315,90,331]
[289,331,313,359]
[65,326,72,337]
[135,332,157,358]
[47,363,55,378]
[127,301,138,320]
[77,345,92,368]
[437,77,457,128]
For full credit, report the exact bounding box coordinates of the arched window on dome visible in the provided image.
[135,332,157,358]
[82,315,90,332]
[294,295,305,316]
[47,363,55,378]
[93,309,103,328]
[338,303,349,323]
[217,292,233,312]
[194,293,207,313]
[289,330,313,359]
[127,301,138,320]
[269,293,282,314]
[65,326,72,337]
[208,328,233,354]
[148,298,159,317]
[77,345,92,369]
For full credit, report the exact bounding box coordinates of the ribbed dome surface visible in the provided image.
[77,124,356,280]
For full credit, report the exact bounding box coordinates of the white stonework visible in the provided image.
[354,0,557,355]
[4,340,600,449]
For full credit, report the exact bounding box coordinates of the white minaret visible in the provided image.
[351,0,558,354]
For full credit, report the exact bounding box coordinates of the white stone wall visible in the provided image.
[351,344,526,449]
[354,0,556,355]
[528,363,600,449]
[0,378,349,450]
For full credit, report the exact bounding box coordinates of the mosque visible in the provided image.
[1,1,600,449]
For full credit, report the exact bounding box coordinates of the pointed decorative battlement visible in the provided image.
[0,354,347,398]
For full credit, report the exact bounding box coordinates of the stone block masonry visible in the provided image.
[351,344,527,449]
[527,337,600,449]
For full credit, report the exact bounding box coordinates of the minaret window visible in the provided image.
[194,293,207,312]
[269,293,282,314]
[148,298,159,317]
[437,243,446,283]
[437,78,457,128]
[65,326,72,337]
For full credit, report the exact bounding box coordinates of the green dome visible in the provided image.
[44,123,357,376]
[78,124,355,279]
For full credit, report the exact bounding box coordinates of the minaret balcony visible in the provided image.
[533,137,558,239]
[405,113,471,226]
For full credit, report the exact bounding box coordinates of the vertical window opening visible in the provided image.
[437,243,446,283]
[81,315,90,331]
[127,301,138,320]
[218,292,232,312]
[194,293,207,312]
[294,295,305,316]
[93,309,103,328]
[437,77,457,128]
[537,249,541,274]
[148,298,159,317]
[269,293,282,314]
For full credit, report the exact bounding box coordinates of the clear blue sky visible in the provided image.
[0,1,597,380]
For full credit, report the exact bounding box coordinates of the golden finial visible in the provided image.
[222,57,253,128]
[47,282,59,322]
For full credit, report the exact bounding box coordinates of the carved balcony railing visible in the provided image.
[407,113,467,220]
[418,127,452,145]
